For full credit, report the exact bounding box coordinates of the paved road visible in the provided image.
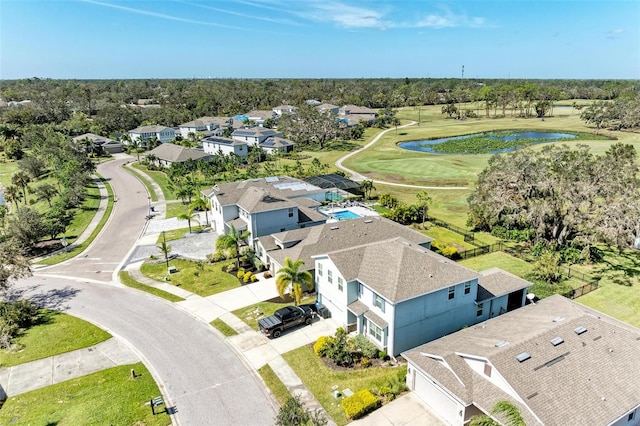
[17,156,276,425]
[335,121,469,190]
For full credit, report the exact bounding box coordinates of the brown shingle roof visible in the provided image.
[404,295,640,426]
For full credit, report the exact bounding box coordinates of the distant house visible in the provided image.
[128,125,175,145]
[272,105,297,116]
[204,176,328,245]
[338,104,377,126]
[312,238,530,356]
[259,136,294,154]
[201,136,248,158]
[147,143,213,167]
[316,103,339,115]
[232,127,281,147]
[236,110,275,127]
[178,117,231,139]
[72,133,123,154]
[403,295,640,426]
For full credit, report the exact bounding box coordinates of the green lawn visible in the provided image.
[232,295,316,331]
[283,346,407,425]
[132,163,176,200]
[0,310,111,368]
[210,318,238,337]
[257,364,290,406]
[0,362,170,426]
[165,201,193,219]
[419,224,476,250]
[119,271,185,303]
[156,226,204,243]
[140,259,240,297]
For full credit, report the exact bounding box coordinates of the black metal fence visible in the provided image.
[457,242,506,260]
[562,282,600,299]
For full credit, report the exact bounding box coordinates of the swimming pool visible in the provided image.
[331,210,362,220]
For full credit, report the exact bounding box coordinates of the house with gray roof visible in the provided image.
[178,116,231,139]
[72,133,123,154]
[260,136,294,154]
[201,136,248,158]
[147,143,213,167]
[232,127,281,147]
[128,125,175,145]
[312,237,530,357]
[205,176,328,245]
[337,104,378,127]
[272,105,296,116]
[403,295,640,426]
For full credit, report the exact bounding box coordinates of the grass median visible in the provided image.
[118,271,185,303]
[140,259,239,297]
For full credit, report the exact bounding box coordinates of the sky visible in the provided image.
[1,0,639,80]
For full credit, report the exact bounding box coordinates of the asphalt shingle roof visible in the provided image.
[148,143,212,163]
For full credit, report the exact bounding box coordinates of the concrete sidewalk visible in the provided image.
[0,338,139,398]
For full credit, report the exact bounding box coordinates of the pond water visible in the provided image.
[398,131,577,155]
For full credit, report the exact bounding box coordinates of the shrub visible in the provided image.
[313,335,333,356]
[440,246,460,260]
[237,268,245,279]
[341,389,379,420]
[378,193,399,209]
[560,246,582,264]
[352,334,379,359]
[243,271,255,283]
[360,356,372,368]
[275,395,328,426]
[0,300,39,349]
[325,328,354,367]
[378,350,388,360]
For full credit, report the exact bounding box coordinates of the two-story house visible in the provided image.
[259,136,294,154]
[178,117,228,139]
[232,127,281,147]
[403,295,640,426]
[146,143,213,167]
[312,237,530,357]
[204,176,328,246]
[201,136,248,158]
[128,125,175,145]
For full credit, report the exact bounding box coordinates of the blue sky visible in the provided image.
[1,0,638,79]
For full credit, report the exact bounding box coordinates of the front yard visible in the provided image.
[140,259,240,297]
[232,295,316,331]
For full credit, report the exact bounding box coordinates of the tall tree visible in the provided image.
[11,170,31,205]
[0,240,32,291]
[416,190,432,229]
[216,225,250,269]
[360,180,376,200]
[177,207,200,233]
[276,257,313,306]
[33,183,58,207]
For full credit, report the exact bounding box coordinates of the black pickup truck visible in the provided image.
[258,305,314,338]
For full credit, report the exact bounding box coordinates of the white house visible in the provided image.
[178,117,231,139]
[312,238,530,357]
[403,295,640,426]
[128,125,175,145]
[259,136,294,154]
[272,105,297,116]
[202,136,248,158]
[232,127,281,147]
[204,176,328,246]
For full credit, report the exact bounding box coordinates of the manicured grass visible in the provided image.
[0,362,170,426]
[418,224,476,250]
[0,157,19,189]
[232,295,316,331]
[140,259,239,297]
[118,271,185,302]
[165,201,188,219]
[283,345,407,425]
[257,364,291,406]
[156,226,204,243]
[210,318,238,337]
[0,310,111,368]
[132,163,176,200]
[37,175,114,265]
[124,164,158,201]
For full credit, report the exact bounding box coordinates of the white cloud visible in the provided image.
[177,0,301,26]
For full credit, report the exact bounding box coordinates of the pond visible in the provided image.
[398,131,577,155]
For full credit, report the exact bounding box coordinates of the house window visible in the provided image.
[629,412,635,421]
[373,294,385,312]
[358,282,363,296]
[464,283,471,295]
[338,277,343,292]
[327,270,333,284]
[484,363,492,377]
[448,286,456,300]
[288,208,294,218]
[368,322,383,342]
[477,303,484,317]
[317,263,323,276]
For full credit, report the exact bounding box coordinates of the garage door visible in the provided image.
[414,370,460,425]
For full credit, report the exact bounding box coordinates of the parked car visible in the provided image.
[258,305,314,338]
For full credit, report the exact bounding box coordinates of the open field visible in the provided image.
[0,362,170,426]
[0,310,111,368]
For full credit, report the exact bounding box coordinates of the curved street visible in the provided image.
[16,157,277,425]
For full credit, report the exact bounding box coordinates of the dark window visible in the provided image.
[448,286,455,300]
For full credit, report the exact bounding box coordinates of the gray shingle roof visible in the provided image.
[202,136,246,146]
[260,136,294,148]
[179,116,229,128]
[129,125,172,133]
[477,267,532,301]
[208,176,324,208]
[403,295,640,426]
[268,216,432,273]
[72,133,117,145]
[148,143,212,163]
[237,187,297,213]
[327,238,479,302]
[232,127,280,138]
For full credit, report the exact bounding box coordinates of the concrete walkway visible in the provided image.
[0,338,139,398]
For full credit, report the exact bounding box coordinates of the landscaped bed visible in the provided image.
[140,259,240,297]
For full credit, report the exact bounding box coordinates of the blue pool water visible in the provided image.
[398,131,577,155]
[332,210,361,220]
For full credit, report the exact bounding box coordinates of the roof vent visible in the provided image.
[574,326,587,335]
[495,340,510,348]
[550,337,564,346]
[330,226,339,230]
[552,316,566,322]
[516,352,531,363]
[364,219,373,223]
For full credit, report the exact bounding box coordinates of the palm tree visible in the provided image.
[11,170,31,205]
[416,190,432,229]
[392,116,401,135]
[33,183,58,207]
[177,207,200,233]
[4,184,22,210]
[190,197,211,226]
[469,400,526,426]
[276,257,313,306]
[216,224,250,269]
[360,179,376,200]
